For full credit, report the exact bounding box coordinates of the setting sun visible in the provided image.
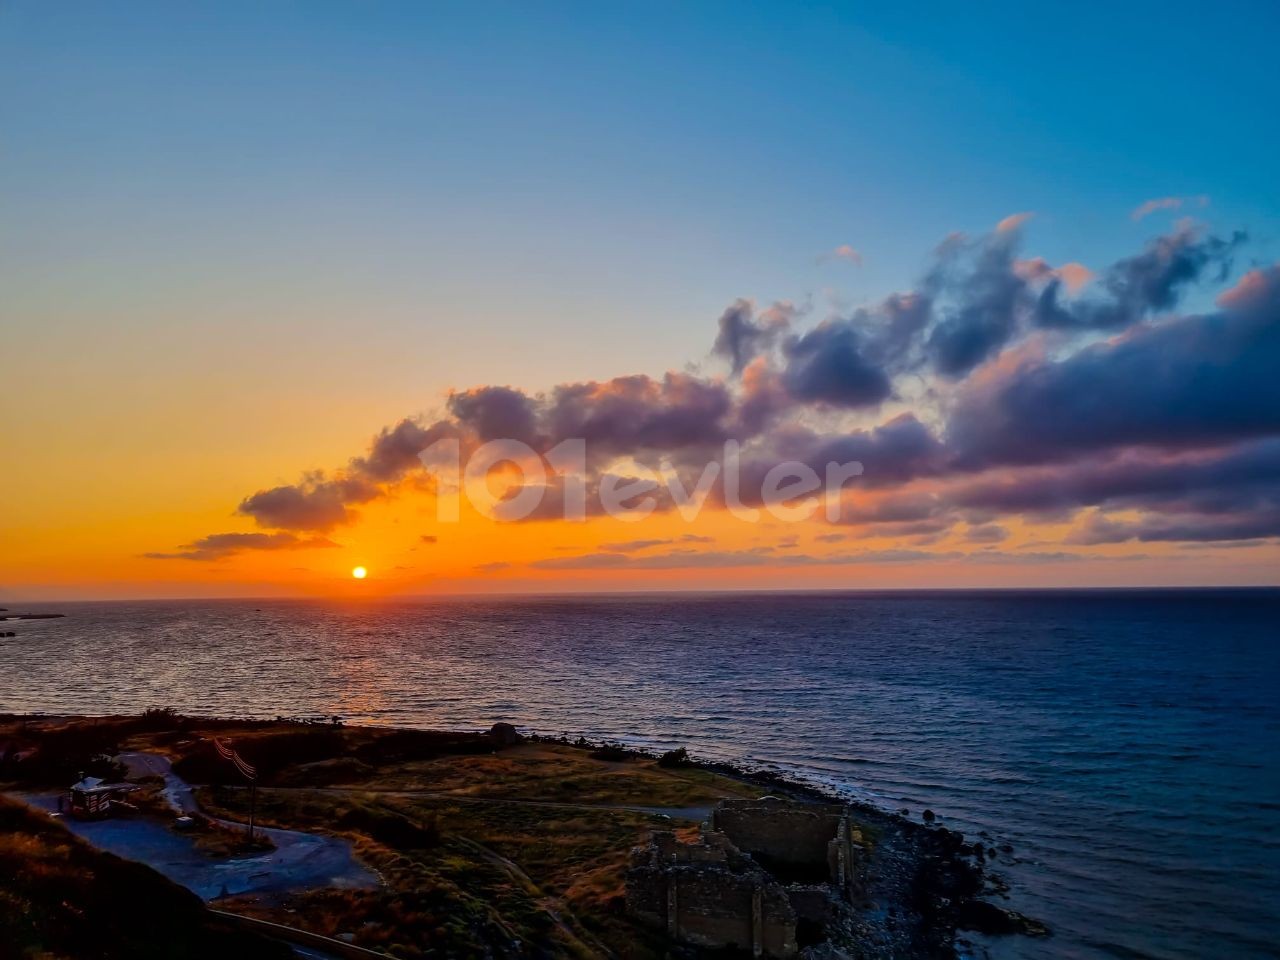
[351,566,368,580]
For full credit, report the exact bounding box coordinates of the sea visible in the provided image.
[2,589,1277,959]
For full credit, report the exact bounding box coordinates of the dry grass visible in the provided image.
[3,715,766,959]
[354,740,759,807]
[0,795,290,960]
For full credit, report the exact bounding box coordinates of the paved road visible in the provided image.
[119,751,201,815]
[14,763,379,903]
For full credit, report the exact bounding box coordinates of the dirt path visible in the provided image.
[452,834,615,960]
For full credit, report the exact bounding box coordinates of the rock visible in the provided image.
[489,722,522,746]
[922,809,936,822]
[957,899,1050,937]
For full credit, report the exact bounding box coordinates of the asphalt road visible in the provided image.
[15,757,379,902]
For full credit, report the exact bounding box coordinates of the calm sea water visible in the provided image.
[2,590,1277,959]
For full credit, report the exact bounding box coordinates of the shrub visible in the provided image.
[137,706,184,731]
[657,747,690,768]
[337,804,440,849]
[589,742,639,762]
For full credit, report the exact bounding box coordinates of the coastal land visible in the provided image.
[0,712,1042,958]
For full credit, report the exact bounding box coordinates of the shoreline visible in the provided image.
[2,711,1048,956]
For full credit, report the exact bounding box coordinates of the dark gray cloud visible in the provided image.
[145,532,339,561]
[947,279,1280,468]
[238,474,379,532]
[712,300,792,374]
[947,440,1280,514]
[448,386,540,445]
[925,229,1025,376]
[353,419,456,482]
[1067,509,1280,545]
[547,373,736,459]
[781,319,894,408]
[1033,228,1245,331]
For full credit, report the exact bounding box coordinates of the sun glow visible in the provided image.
[351,566,368,580]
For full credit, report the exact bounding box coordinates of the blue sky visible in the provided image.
[5,0,1277,388]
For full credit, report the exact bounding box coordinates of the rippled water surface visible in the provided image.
[3,590,1278,959]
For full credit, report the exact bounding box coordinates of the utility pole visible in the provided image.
[211,737,259,843]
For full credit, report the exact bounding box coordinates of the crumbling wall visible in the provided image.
[626,831,798,957]
[627,799,870,957]
[712,798,846,883]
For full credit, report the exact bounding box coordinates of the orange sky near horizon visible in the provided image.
[5,439,1275,602]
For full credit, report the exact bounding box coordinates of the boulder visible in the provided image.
[488,722,522,747]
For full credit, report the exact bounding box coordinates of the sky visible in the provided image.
[3,1,1279,600]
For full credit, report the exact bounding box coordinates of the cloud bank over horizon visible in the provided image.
[153,217,1280,572]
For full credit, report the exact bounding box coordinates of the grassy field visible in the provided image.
[197,739,760,958]
[1,714,765,959]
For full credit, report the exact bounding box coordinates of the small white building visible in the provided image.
[68,776,136,819]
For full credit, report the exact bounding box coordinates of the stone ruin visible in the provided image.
[626,797,870,958]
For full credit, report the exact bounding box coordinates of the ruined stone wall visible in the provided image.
[626,832,799,957]
[712,799,846,881]
[668,868,795,956]
[626,800,869,957]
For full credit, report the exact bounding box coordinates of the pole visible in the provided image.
[248,780,257,844]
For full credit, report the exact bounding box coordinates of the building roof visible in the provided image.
[70,777,136,795]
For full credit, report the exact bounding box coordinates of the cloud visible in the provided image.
[238,475,379,532]
[530,547,958,570]
[475,561,511,573]
[197,227,1276,556]
[924,225,1029,376]
[782,319,894,407]
[963,523,1009,544]
[1131,195,1209,221]
[448,386,540,445]
[549,372,737,460]
[1218,264,1280,312]
[997,212,1035,233]
[599,539,673,553]
[145,532,339,561]
[821,244,863,266]
[528,545,1105,571]
[712,300,793,375]
[1066,509,1280,544]
[1032,225,1244,331]
[1014,257,1093,293]
[420,534,438,544]
[947,278,1280,468]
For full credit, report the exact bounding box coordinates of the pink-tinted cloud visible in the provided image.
[1131,194,1209,221]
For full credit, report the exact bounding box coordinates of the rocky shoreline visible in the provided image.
[531,732,1049,956]
[3,712,1046,958]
